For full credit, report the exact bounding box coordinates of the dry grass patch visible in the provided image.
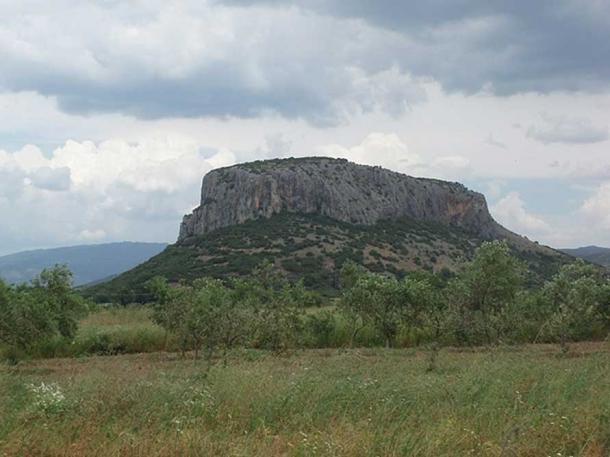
[1,344,609,456]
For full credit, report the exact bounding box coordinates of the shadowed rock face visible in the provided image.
[179,157,503,241]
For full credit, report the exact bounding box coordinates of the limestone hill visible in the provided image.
[85,158,569,302]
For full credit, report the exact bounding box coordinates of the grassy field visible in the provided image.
[23,307,171,359]
[20,305,434,358]
[1,341,609,456]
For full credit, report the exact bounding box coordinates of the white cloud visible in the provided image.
[315,132,423,173]
[79,229,106,242]
[314,132,473,182]
[29,166,71,191]
[491,191,550,238]
[428,155,472,180]
[485,133,506,149]
[0,136,236,254]
[2,0,609,126]
[484,180,506,200]
[581,182,610,229]
[527,114,608,145]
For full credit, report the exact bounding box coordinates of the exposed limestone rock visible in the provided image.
[179,157,504,241]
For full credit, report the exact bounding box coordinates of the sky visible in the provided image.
[0,0,609,255]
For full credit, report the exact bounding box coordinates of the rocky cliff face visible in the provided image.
[84,157,566,300]
[179,157,503,241]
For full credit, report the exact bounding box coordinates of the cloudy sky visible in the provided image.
[1,0,609,255]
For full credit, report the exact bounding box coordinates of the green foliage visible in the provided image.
[136,246,609,358]
[404,273,445,341]
[149,262,314,360]
[33,265,87,339]
[444,241,526,344]
[339,260,367,290]
[459,240,525,313]
[303,309,338,347]
[0,282,56,360]
[147,276,172,335]
[0,265,87,362]
[6,250,608,364]
[341,272,421,348]
[540,260,609,348]
[84,212,569,303]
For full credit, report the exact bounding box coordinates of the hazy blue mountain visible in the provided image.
[0,242,167,286]
[561,246,610,268]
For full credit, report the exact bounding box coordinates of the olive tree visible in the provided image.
[234,268,305,352]
[446,241,525,344]
[0,266,86,362]
[151,277,257,363]
[405,272,447,342]
[338,261,369,346]
[342,273,417,348]
[0,281,55,361]
[541,260,607,351]
[32,265,87,340]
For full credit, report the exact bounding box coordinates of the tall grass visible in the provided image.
[0,344,608,456]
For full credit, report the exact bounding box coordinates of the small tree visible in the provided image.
[32,265,87,340]
[405,272,446,342]
[0,282,55,362]
[148,276,173,348]
[249,278,305,352]
[342,273,414,348]
[340,261,367,290]
[600,280,610,331]
[188,278,231,361]
[338,261,369,347]
[164,284,195,357]
[153,278,254,364]
[0,266,86,362]
[541,261,607,351]
[228,262,303,352]
[447,241,524,344]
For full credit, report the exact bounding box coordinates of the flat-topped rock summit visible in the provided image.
[179,157,503,241]
[86,157,567,301]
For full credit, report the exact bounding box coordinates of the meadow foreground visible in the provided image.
[1,343,608,457]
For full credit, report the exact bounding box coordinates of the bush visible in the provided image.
[539,260,609,348]
[141,252,610,357]
[0,266,87,362]
[303,310,339,348]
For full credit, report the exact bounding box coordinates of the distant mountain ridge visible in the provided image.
[0,242,167,286]
[561,246,610,268]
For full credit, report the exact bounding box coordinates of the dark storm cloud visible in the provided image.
[0,1,427,125]
[1,0,608,122]
[220,0,610,94]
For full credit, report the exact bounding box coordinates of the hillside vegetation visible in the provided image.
[85,213,567,303]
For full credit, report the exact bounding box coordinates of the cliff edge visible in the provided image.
[179,157,503,242]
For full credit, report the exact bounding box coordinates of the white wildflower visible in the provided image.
[28,382,66,414]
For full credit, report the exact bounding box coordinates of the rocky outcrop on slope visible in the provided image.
[179,157,503,241]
